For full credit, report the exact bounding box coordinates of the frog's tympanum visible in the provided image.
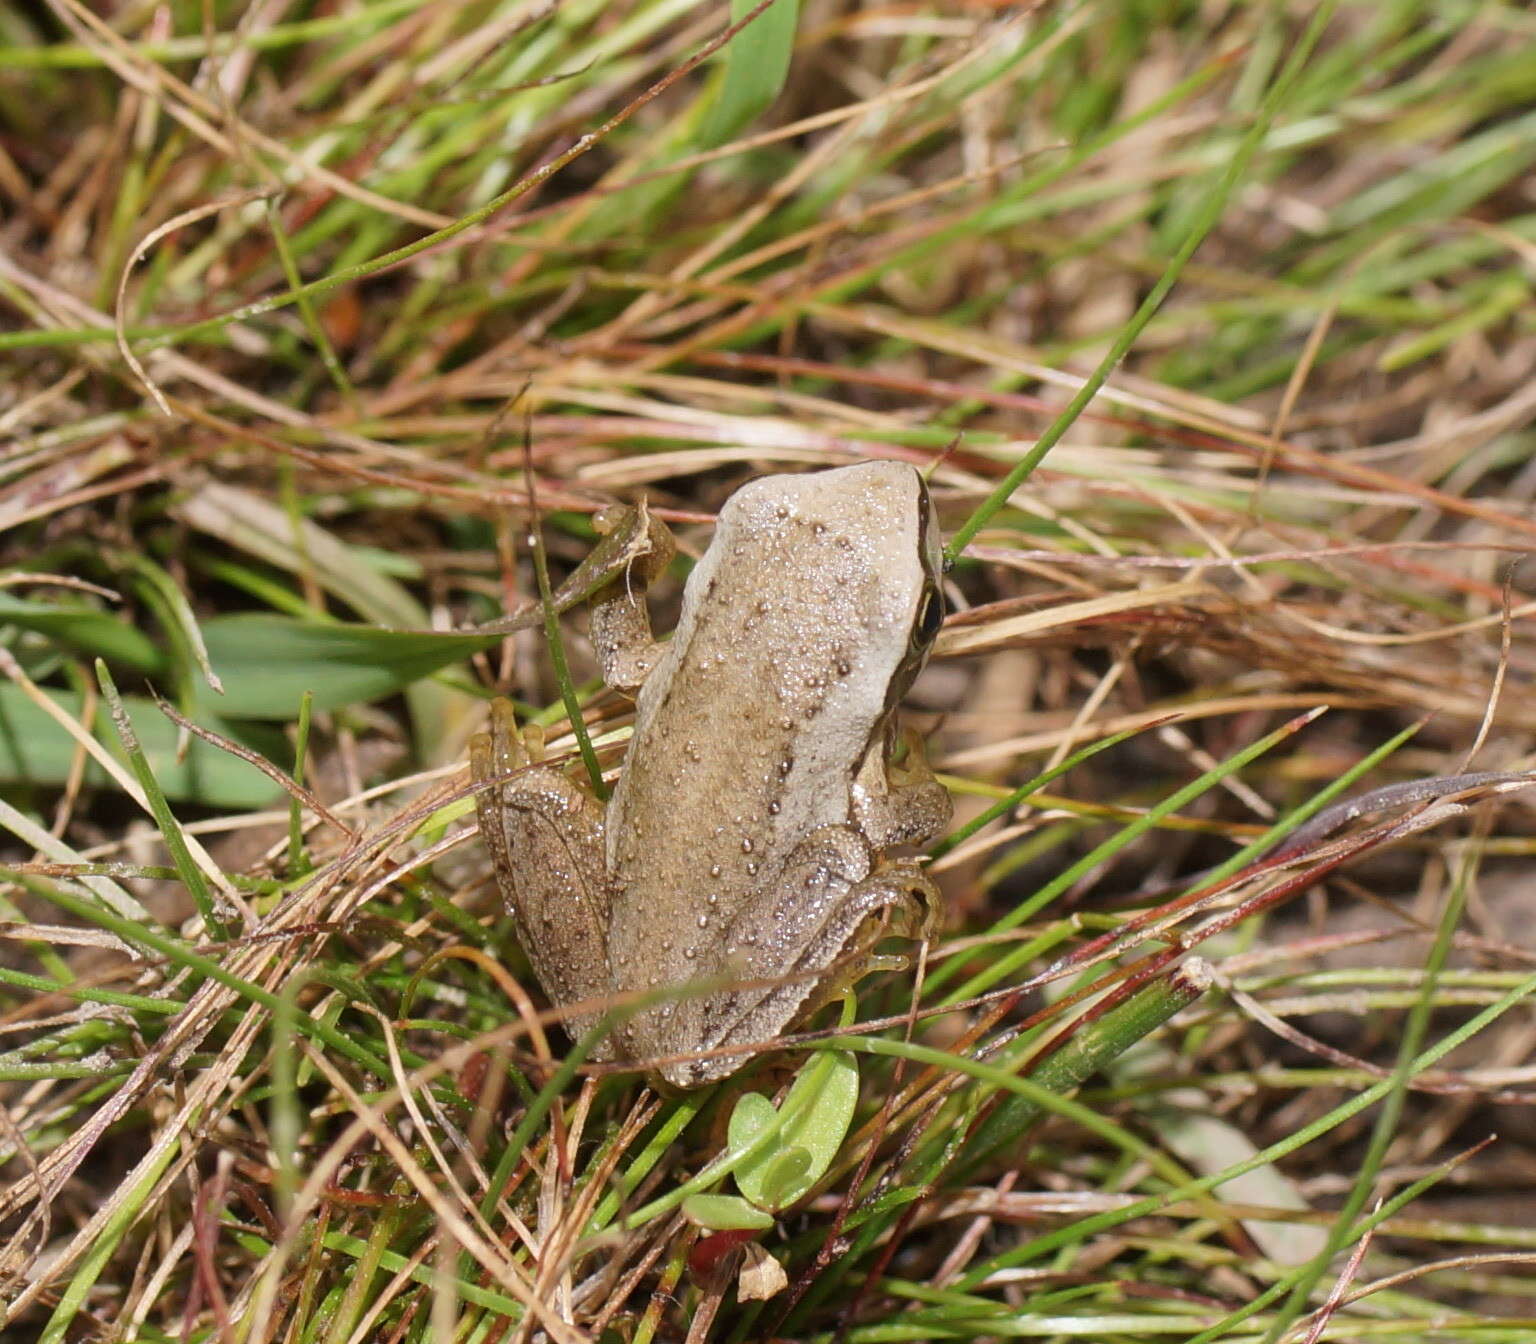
[472,461,952,1087]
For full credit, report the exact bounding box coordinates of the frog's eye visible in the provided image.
[913,587,944,646]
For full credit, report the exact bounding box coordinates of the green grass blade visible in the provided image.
[696,0,800,150]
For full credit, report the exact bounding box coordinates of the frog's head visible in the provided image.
[882,464,945,715]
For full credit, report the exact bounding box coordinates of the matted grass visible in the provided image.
[4,1,1536,1340]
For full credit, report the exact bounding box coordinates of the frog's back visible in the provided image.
[605,462,931,1006]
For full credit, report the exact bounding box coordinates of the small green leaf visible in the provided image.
[695,0,800,150]
[754,1147,813,1211]
[681,1194,774,1232]
[731,1049,859,1212]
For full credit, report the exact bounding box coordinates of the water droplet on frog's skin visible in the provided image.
[684,947,698,960]
[745,861,759,876]
[707,892,719,904]
[709,864,723,878]
[697,914,709,928]
[813,522,826,535]
[741,837,754,853]
[767,799,781,815]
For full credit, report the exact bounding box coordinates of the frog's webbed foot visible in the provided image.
[851,722,953,849]
[470,698,614,1049]
[588,502,677,692]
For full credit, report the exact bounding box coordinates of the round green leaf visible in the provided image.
[681,1194,774,1232]
[776,1049,859,1177]
[725,1090,777,1153]
[731,1050,860,1212]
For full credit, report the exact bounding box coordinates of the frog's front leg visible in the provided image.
[587,503,677,692]
[471,699,614,1050]
[851,722,953,850]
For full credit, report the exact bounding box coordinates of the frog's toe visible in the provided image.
[518,719,547,763]
[476,697,550,773]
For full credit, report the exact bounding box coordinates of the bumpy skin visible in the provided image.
[471,702,613,1051]
[474,461,952,1087]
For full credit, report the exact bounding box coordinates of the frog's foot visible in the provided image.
[794,856,942,1017]
[831,856,942,962]
[851,722,953,849]
[471,696,545,774]
[470,698,615,1049]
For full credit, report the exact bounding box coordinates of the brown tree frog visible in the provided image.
[472,461,952,1087]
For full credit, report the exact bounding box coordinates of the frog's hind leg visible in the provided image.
[687,831,940,1086]
[780,855,943,1037]
[471,698,615,1052]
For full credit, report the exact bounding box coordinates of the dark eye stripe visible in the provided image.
[914,587,944,645]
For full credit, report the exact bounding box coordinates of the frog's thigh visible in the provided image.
[850,729,953,849]
[471,702,613,1028]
